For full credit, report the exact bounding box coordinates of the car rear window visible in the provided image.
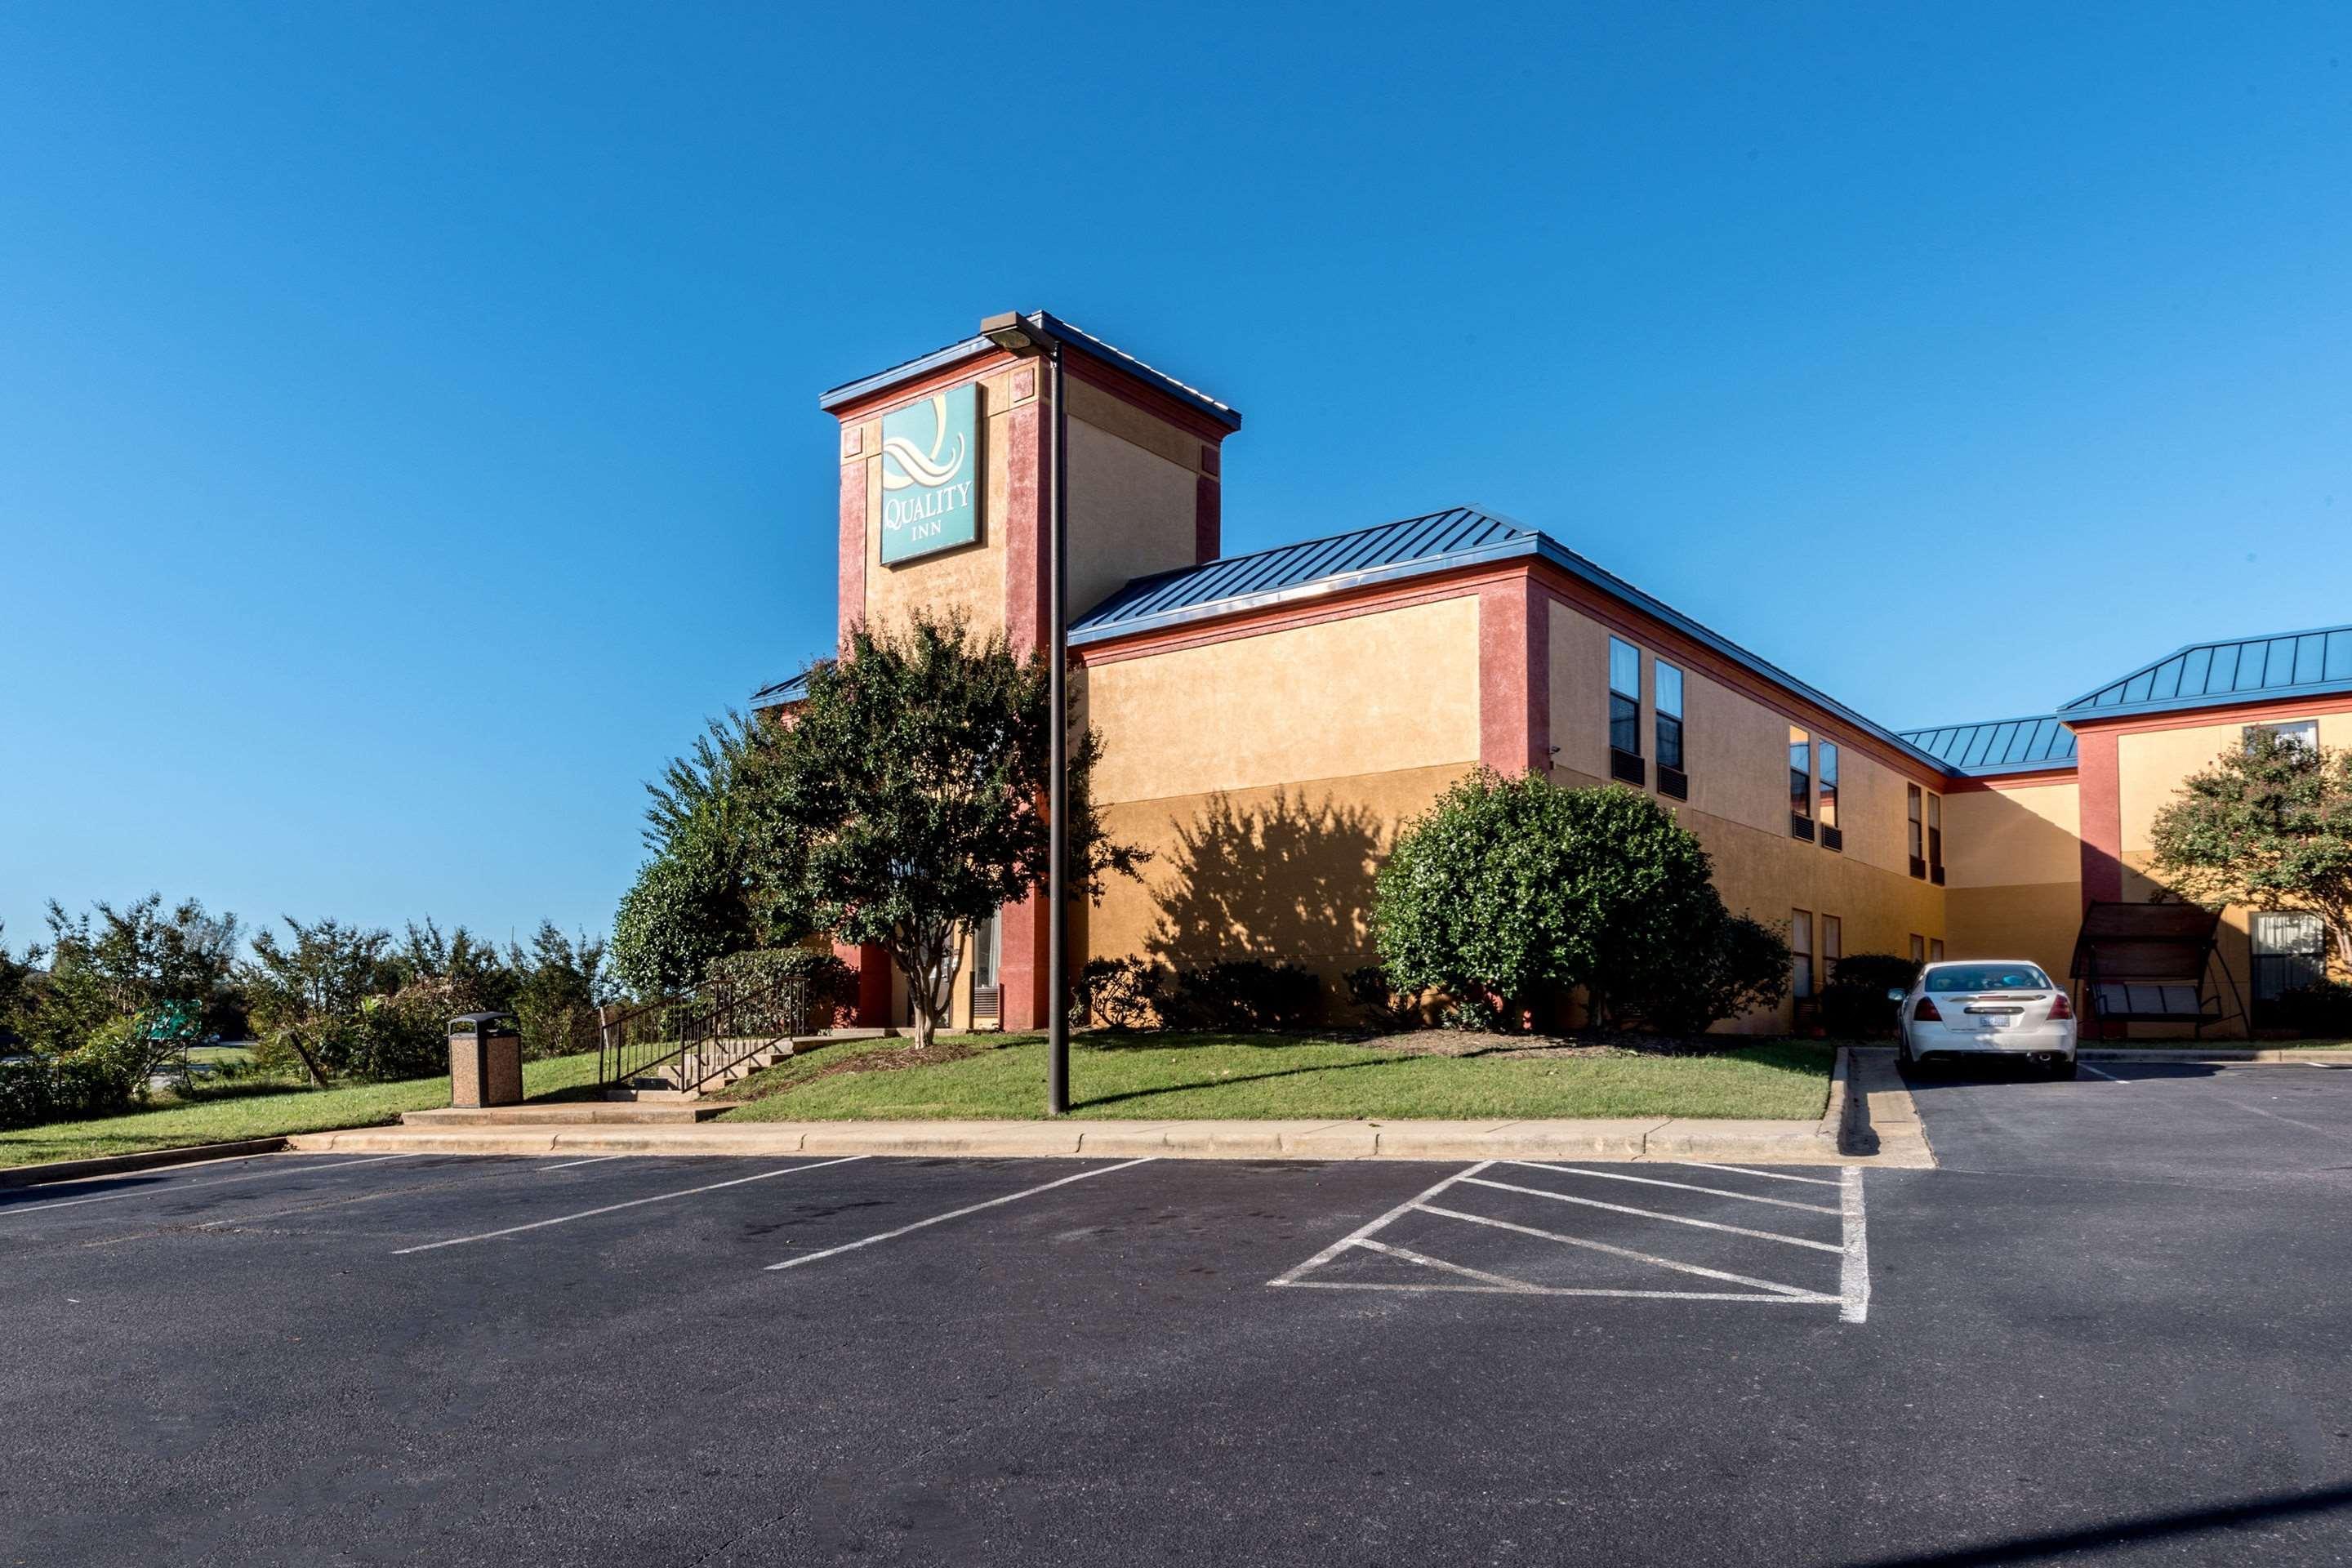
[1926,964,2053,993]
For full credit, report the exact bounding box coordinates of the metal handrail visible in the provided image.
[595,974,811,1094]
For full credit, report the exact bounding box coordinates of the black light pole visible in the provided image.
[980,311,1071,1115]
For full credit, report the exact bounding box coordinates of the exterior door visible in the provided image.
[2251,912,2324,1003]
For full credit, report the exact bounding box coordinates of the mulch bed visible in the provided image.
[730,1035,983,1102]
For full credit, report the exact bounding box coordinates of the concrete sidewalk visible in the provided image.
[281,1045,1936,1165]
[287,1116,1840,1162]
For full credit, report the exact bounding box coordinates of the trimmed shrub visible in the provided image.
[2272,981,2352,1039]
[0,1057,55,1129]
[1628,913,1793,1040]
[1158,960,1323,1032]
[1817,953,1922,1040]
[1376,773,1726,1032]
[1073,956,1164,1030]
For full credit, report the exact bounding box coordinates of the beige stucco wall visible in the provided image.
[1067,415,1199,619]
[1085,597,1481,804]
[1086,766,1473,991]
[1940,780,2081,985]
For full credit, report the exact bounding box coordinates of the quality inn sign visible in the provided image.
[880,385,978,564]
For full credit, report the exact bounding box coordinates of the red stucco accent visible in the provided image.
[1478,577,1549,774]
[1004,401,1046,653]
[2075,728,2123,907]
[835,939,891,1027]
[1195,474,1220,563]
[996,890,1051,1031]
[837,460,865,637]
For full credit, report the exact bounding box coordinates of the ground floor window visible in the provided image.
[1821,914,1842,983]
[1929,938,1945,963]
[2252,911,2325,1003]
[971,911,1003,1027]
[1791,909,1814,999]
[1909,933,1926,967]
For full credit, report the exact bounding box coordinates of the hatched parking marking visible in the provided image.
[1271,1159,1869,1321]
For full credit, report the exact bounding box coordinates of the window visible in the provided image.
[1926,963,2054,992]
[1788,727,1814,840]
[2252,912,2325,1003]
[1909,934,1926,967]
[1927,792,1944,885]
[1929,938,1944,963]
[1608,637,1644,784]
[2246,719,2319,755]
[1791,909,1814,999]
[1655,662,1686,799]
[1821,915,1842,983]
[1818,742,1842,851]
[1906,785,1926,879]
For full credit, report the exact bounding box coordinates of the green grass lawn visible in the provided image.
[0,1050,605,1169]
[720,1033,1837,1122]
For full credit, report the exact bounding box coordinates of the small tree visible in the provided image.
[612,712,782,996]
[2148,728,2352,971]
[241,918,396,1087]
[745,612,1144,1050]
[32,896,243,1077]
[1374,771,1774,1033]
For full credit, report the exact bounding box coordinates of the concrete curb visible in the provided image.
[2080,1049,2352,1066]
[1834,1047,1936,1169]
[287,1111,1875,1165]
[0,1136,292,1189]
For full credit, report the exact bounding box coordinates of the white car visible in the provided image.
[1892,960,2078,1078]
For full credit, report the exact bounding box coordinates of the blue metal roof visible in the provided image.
[1897,715,2079,777]
[2060,622,2352,720]
[1072,507,1537,637]
[749,666,817,710]
[817,311,1241,431]
[1071,506,1954,776]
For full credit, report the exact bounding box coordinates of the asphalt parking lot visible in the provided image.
[3,1062,2350,1566]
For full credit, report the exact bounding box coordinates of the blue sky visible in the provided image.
[3,2,2348,952]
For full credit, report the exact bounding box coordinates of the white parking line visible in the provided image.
[0,1154,417,1219]
[764,1157,1156,1272]
[393,1156,868,1254]
[1840,1167,1870,1323]
[539,1156,627,1171]
[2082,1063,2132,1084]
[1507,1160,1842,1215]
[1459,1174,1843,1253]
[1677,1161,1842,1188]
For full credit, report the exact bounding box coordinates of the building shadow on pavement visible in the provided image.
[1840,1480,2352,1566]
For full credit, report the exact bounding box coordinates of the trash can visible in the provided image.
[448,1012,523,1108]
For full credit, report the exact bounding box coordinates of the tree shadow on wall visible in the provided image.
[1143,790,1387,987]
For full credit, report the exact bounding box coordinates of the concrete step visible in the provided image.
[403,1101,741,1127]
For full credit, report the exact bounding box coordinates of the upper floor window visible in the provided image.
[1788,727,1814,840]
[1655,662,1687,800]
[1907,784,1926,879]
[2246,719,2319,755]
[1791,909,1815,1000]
[1818,742,1842,852]
[1608,637,1644,785]
[1927,791,1944,885]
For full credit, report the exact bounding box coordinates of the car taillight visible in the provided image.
[1914,997,1942,1022]
[2049,991,2073,1020]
